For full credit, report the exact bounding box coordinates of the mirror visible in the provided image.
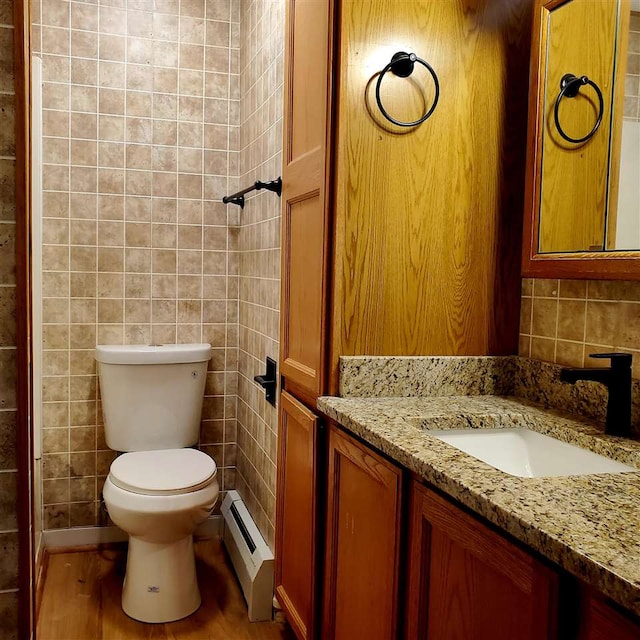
[615,5,640,250]
[523,0,640,278]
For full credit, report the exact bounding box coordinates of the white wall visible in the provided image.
[615,120,640,249]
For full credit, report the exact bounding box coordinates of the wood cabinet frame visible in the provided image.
[577,589,640,638]
[279,0,337,399]
[522,0,639,280]
[14,1,34,638]
[322,424,403,640]
[274,392,325,640]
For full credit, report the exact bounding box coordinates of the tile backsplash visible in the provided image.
[34,0,241,529]
[520,278,640,378]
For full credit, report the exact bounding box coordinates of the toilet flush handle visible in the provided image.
[254,357,277,407]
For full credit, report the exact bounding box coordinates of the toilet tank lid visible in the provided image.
[95,343,212,365]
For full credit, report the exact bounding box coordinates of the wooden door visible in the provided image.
[279,0,335,398]
[323,425,402,640]
[406,482,558,640]
[275,391,323,640]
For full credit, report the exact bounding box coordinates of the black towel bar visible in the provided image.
[222,177,282,209]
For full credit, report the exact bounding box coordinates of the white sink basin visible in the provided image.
[429,428,637,478]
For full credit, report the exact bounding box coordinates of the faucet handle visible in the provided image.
[588,352,632,368]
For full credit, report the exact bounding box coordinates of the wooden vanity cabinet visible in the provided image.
[309,429,640,640]
[277,0,534,636]
[275,392,324,640]
[276,0,335,634]
[577,592,640,640]
[322,424,403,640]
[405,481,559,640]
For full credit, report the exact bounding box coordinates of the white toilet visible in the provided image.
[96,343,219,624]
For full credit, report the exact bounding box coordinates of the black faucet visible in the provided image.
[560,352,632,437]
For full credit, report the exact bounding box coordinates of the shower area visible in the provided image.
[31,0,283,562]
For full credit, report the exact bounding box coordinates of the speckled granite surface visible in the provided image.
[340,355,640,437]
[320,357,640,616]
[338,356,514,397]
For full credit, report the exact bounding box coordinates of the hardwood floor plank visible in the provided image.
[37,539,295,640]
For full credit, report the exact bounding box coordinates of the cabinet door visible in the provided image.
[279,0,335,398]
[406,482,558,640]
[323,425,402,640]
[275,391,323,640]
[578,593,640,640]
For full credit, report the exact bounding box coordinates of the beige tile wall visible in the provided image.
[235,0,284,550]
[0,1,20,637]
[625,12,639,120]
[520,278,640,379]
[34,0,241,530]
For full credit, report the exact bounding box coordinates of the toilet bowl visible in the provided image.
[103,448,219,623]
[95,343,217,623]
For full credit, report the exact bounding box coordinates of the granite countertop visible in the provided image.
[316,393,640,616]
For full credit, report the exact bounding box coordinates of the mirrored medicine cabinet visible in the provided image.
[522,0,640,279]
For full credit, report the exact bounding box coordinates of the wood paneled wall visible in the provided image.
[330,0,532,369]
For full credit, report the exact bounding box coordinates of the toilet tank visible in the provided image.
[95,344,211,452]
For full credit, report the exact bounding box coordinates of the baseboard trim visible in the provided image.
[43,516,223,550]
[43,525,128,549]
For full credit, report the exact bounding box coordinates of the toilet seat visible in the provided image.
[109,448,217,496]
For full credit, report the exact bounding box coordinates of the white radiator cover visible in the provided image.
[221,490,274,622]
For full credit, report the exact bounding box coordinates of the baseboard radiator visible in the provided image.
[221,490,274,622]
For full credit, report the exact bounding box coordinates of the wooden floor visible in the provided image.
[37,539,296,640]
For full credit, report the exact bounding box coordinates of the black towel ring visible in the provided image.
[553,73,604,144]
[375,52,440,127]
